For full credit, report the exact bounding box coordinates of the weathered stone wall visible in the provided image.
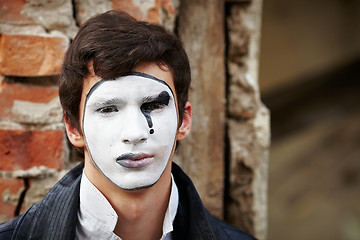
[175,1,270,239]
[0,1,269,239]
[226,1,269,239]
[174,0,226,219]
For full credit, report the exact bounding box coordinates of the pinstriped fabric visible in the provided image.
[13,163,83,240]
[6,162,255,240]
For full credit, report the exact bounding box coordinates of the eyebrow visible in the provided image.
[88,97,126,108]
[142,91,171,104]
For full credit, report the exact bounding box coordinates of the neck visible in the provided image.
[84,159,172,240]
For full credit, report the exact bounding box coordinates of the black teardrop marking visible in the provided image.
[141,91,170,135]
[143,112,153,129]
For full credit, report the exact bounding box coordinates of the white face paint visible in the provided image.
[83,73,178,190]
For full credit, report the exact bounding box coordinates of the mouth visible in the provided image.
[116,153,154,168]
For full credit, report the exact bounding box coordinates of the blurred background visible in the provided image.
[259,0,360,239]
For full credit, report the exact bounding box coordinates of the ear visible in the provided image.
[176,101,192,141]
[64,117,86,148]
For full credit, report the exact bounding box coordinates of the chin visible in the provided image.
[112,173,162,191]
[119,181,157,191]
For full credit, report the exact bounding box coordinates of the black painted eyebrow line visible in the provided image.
[142,95,157,103]
[142,91,170,104]
[121,72,167,84]
[86,72,174,100]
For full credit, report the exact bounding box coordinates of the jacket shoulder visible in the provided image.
[0,216,20,240]
[216,219,256,240]
[205,210,257,240]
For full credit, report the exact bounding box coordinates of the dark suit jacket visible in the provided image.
[0,162,255,240]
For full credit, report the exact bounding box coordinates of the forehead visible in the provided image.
[86,73,174,101]
[81,63,177,105]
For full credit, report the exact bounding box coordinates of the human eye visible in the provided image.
[96,105,119,114]
[141,101,166,112]
[141,91,170,112]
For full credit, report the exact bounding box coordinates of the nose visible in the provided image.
[120,108,149,145]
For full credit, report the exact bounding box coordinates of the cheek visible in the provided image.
[84,116,116,148]
[151,111,178,141]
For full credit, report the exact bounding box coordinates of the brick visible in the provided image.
[0,177,24,222]
[162,0,176,15]
[0,129,65,171]
[0,34,69,76]
[75,0,112,26]
[75,0,177,28]
[0,81,58,121]
[112,0,143,21]
[21,0,78,38]
[111,0,168,24]
[146,0,161,24]
[146,0,176,24]
[0,0,35,25]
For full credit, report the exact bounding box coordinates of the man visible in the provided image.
[0,10,255,240]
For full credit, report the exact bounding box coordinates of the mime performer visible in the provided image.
[0,10,256,240]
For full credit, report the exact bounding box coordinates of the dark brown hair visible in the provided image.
[59,10,191,132]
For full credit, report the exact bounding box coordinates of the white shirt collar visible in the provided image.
[162,174,179,237]
[76,172,179,240]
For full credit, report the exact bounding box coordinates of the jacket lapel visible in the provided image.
[172,163,216,240]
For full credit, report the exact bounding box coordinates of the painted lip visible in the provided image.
[116,153,154,168]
